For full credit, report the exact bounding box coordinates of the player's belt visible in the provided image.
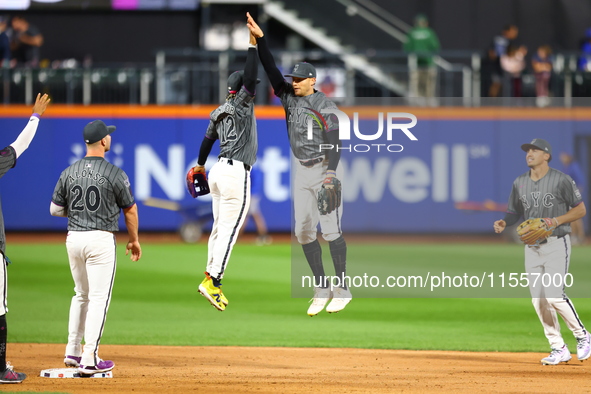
[219,157,251,171]
[299,157,323,167]
[539,234,566,245]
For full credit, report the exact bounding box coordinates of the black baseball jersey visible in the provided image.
[205,87,257,167]
[507,167,583,237]
[277,83,339,160]
[52,157,135,232]
[0,146,16,253]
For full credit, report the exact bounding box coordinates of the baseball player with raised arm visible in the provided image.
[0,93,49,384]
[193,31,259,312]
[50,120,141,375]
[247,13,351,316]
[494,138,590,365]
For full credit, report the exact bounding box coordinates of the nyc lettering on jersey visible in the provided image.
[520,192,555,209]
[67,169,108,185]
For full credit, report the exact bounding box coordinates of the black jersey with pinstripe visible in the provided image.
[51,157,135,232]
[205,87,257,167]
[276,82,339,160]
[0,146,16,253]
[507,168,583,237]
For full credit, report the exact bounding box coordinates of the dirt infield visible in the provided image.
[3,343,590,393]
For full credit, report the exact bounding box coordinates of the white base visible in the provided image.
[40,368,113,378]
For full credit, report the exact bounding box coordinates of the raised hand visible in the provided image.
[32,93,50,116]
[246,12,264,38]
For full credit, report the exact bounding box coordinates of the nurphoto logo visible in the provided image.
[306,109,418,153]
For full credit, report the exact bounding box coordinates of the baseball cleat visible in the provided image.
[64,355,82,367]
[0,363,26,384]
[198,273,226,311]
[78,359,115,375]
[326,287,352,314]
[541,345,572,365]
[307,287,332,317]
[576,331,591,361]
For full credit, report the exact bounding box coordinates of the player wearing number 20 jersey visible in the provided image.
[52,157,135,231]
[50,120,141,375]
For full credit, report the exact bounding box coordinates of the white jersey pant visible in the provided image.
[65,230,116,367]
[0,253,7,315]
[206,158,251,279]
[525,234,586,348]
[293,159,343,245]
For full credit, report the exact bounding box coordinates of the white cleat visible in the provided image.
[541,345,572,365]
[576,331,591,361]
[307,287,332,317]
[326,287,352,314]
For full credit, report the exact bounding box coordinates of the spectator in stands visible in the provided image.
[532,45,553,107]
[404,13,440,101]
[560,152,586,244]
[487,24,520,97]
[500,44,526,97]
[10,15,43,67]
[0,16,9,68]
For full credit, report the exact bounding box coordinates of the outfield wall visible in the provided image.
[0,105,589,233]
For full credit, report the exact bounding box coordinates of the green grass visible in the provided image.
[5,241,591,353]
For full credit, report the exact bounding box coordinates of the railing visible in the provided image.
[1,49,589,106]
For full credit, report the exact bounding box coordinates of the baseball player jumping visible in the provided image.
[193,31,259,311]
[51,120,142,375]
[494,138,591,365]
[0,93,50,384]
[247,13,352,316]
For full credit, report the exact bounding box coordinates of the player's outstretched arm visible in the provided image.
[242,32,258,95]
[11,93,50,158]
[246,12,285,94]
[123,204,142,261]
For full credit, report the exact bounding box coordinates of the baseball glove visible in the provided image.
[317,176,342,215]
[516,218,556,246]
[186,167,210,198]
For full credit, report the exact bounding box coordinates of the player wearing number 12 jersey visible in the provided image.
[50,120,141,375]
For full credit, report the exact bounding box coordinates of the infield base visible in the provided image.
[40,367,113,378]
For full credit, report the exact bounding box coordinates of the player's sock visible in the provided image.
[0,314,6,372]
[302,240,327,288]
[329,235,347,290]
[211,275,222,288]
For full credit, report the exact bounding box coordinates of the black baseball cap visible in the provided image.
[227,70,260,94]
[521,138,552,155]
[284,62,316,79]
[83,120,116,144]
